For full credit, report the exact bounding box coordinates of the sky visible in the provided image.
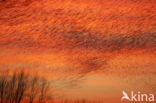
[0,0,156,102]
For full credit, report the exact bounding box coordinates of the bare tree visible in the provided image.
[0,73,8,103]
[28,76,39,103]
[14,72,28,103]
[10,73,17,103]
[0,71,51,103]
[39,78,50,103]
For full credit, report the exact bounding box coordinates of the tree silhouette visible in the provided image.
[28,76,39,103]
[39,78,50,103]
[0,71,50,103]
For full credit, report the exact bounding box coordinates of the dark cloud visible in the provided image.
[0,30,155,51]
[62,30,156,50]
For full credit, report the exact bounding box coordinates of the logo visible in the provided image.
[121,91,155,102]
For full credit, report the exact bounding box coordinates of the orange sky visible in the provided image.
[0,0,156,102]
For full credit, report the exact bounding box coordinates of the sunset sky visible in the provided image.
[0,0,156,102]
